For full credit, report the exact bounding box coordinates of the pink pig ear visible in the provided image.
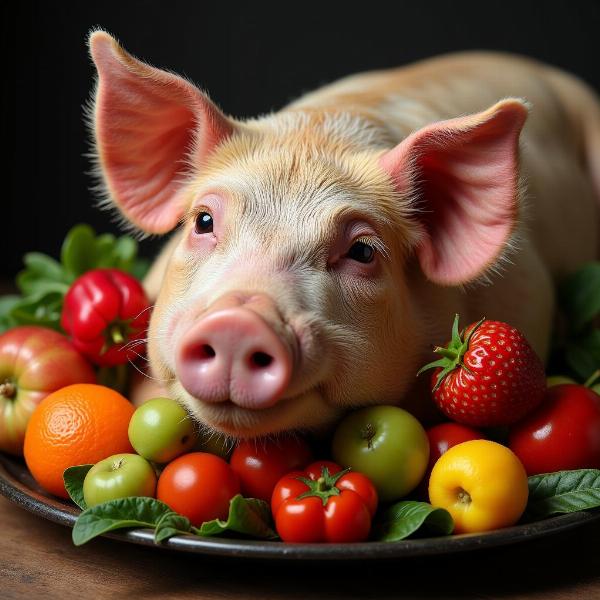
[89,31,235,233]
[380,99,528,285]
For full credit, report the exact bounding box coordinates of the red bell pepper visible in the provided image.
[271,460,378,543]
[61,268,151,367]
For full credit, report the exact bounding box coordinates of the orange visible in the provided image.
[428,439,528,534]
[23,383,135,498]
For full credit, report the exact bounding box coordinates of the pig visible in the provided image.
[88,30,600,439]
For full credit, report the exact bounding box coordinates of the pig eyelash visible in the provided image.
[190,204,214,219]
[351,236,389,260]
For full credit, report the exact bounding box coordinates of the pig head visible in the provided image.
[89,31,530,438]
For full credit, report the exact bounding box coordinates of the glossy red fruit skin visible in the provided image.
[271,461,378,543]
[508,384,600,475]
[157,452,240,526]
[432,321,546,427]
[229,436,313,502]
[61,269,151,367]
[426,423,485,471]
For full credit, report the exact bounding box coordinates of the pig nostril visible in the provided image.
[197,344,216,360]
[249,351,273,369]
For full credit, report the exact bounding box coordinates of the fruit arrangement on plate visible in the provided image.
[1,225,600,548]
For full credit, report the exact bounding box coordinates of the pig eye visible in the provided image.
[194,211,214,234]
[347,241,375,263]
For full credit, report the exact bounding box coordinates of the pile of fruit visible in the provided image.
[1,225,600,546]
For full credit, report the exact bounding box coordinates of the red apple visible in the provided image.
[0,326,96,455]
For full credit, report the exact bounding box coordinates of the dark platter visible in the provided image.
[1,451,598,560]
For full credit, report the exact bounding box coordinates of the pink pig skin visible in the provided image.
[88,31,600,438]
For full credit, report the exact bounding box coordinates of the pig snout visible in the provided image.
[175,293,294,410]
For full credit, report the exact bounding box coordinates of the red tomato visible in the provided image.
[229,436,313,502]
[157,452,240,525]
[508,384,600,475]
[271,460,378,543]
[426,423,485,471]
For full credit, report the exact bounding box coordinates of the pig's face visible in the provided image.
[89,32,526,438]
[147,117,425,437]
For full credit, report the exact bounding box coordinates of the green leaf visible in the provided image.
[0,295,20,332]
[565,331,600,381]
[72,497,173,546]
[131,257,151,281]
[59,224,145,276]
[197,495,278,539]
[15,271,69,297]
[94,234,117,268]
[23,252,67,281]
[61,224,98,279]
[63,465,93,510]
[154,511,193,543]
[0,316,17,334]
[9,291,64,330]
[559,262,600,332]
[526,469,600,518]
[112,236,138,271]
[373,501,454,542]
[16,252,70,297]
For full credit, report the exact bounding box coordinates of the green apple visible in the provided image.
[331,405,430,502]
[83,453,157,507]
[128,397,197,463]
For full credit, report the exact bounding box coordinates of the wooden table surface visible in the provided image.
[1,495,600,599]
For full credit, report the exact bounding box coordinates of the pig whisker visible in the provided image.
[120,337,147,350]
[192,418,237,453]
[126,349,149,362]
[133,304,156,320]
[176,414,194,426]
[122,337,148,348]
[126,357,176,383]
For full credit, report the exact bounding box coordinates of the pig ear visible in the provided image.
[88,30,235,233]
[380,99,528,285]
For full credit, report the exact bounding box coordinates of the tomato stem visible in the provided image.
[0,381,16,399]
[316,477,327,492]
[296,466,351,506]
[110,325,125,345]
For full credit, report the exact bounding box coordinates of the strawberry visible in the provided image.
[418,315,546,427]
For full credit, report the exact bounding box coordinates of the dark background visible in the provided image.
[2,0,599,278]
